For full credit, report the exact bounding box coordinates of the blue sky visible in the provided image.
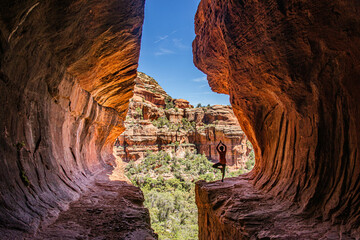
[137,0,230,106]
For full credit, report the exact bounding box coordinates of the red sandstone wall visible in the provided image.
[193,0,360,235]
[0,0,144,233]
[116,73,251,166]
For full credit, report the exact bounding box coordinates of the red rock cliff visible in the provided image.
[194,0,360,238]
[0,0,146,235]
[115,72,252,168]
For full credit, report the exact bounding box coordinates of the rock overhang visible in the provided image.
[0,0,145,235]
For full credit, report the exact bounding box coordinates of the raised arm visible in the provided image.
[216,141,221,153]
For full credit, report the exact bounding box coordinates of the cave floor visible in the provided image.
[196,177,354,240]
[28,170,157,240]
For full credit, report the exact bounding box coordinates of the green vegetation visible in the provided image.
[125,151,245,240]
[14,141,25,151]
[152,116,196,132]
[165,97,175,109]
[20,170,30,187]
[151,115,231,136]
[181,118,195,131]
[152,116,171,128]
[246,140,255,170]
[135,107,143,119]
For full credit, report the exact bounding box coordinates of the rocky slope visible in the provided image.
[0,0,155,238]
[115,72,252,168]
[193,0,360,238]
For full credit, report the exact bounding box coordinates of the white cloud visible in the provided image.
[154,35,169,43]
[192,76,207,82]
[173,38,189,50]
[154,48,175,56]
[154,30,177,44]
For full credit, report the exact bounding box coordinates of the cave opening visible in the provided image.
[3,0,358,238]
[111,71,255,239]
[110,0,255,239]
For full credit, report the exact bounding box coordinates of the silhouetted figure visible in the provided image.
[213,140,227,182]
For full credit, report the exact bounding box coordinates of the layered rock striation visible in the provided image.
[194,0,360,238]
[0,0,152,237]
[115,72,252,167]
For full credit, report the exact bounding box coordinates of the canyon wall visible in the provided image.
[193,0,360,238]
[115,72,252,167]
[0,0,144,234]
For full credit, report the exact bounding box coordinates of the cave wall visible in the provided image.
[0,0,144,233]
[193,0,360,235]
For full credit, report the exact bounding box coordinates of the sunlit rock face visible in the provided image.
[194,0,360,238]
[0,0,144,235]
[116,72,251,167]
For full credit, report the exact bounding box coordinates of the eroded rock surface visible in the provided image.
[193,0,360,238]
[115,72,252,167]
[196,177,353,240]
[0,0,146,236]
[31,171,157,240]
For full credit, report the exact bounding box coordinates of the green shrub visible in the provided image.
[152,116,170,128]
[181,118,194,131]
[165,96,175,109]
[245,140,255,170]
[125,150,234,239]
[135,107,143,119]
[246,149,255,170]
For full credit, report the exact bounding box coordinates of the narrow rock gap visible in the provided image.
[113,72,255,239]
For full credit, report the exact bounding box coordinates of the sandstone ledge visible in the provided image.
[31,170,157,240]
[196,177,355,240]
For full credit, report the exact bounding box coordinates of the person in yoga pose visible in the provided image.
[213,140,227,182]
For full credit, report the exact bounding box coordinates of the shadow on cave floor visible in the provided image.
[27,170,157,240]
